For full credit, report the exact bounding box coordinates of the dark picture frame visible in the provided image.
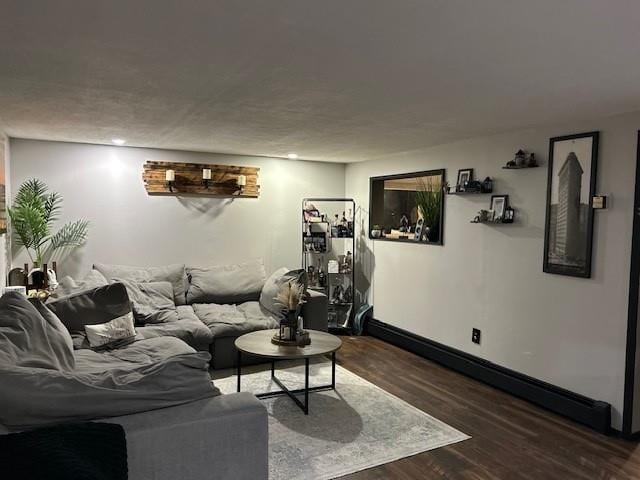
[457,168,473,188]
[490,194,509,221]
[543,131,599,278]
[368,169,446,245]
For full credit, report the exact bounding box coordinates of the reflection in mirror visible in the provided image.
[369,169,445,245]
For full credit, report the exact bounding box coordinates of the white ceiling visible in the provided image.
[1,0,639,162]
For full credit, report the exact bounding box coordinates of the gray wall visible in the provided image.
[346,111,640,429]
[9,139,345,277]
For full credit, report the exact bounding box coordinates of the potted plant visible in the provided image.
[415,180,442,242]
[272,279,306,344]
[8,179,89,288]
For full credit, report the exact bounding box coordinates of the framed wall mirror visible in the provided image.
[369,169,445,245]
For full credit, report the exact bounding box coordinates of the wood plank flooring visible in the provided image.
[336,335,640,480]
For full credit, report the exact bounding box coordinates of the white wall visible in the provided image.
[9,139,345,277]
[346,111,640,429]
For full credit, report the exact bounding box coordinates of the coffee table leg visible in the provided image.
[331,351,336,389]
[236,350,241,392]
[271,360,275,377]
[304,357,309,415]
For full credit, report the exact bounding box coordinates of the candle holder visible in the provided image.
[165,169,176,192]
[202,168,212,189]
[236,174,246,193]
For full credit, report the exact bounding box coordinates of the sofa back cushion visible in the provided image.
[186,260,266,304]
[116,280,178,325]
[0,292,75,371]
[93,263,186,305]
[46,283,131,333]
[259,268,307,317]
[49,270,108,300]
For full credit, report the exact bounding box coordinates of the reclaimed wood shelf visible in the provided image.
[142,161,260,197]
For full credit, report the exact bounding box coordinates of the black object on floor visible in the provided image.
[0,422,128,480]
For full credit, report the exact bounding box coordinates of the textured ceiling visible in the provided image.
[1,0,640,162]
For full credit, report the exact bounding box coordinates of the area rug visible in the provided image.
[213,361,470,480]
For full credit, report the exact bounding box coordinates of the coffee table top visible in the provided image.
[235,329,342,360]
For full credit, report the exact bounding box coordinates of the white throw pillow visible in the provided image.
[85,312,137,349]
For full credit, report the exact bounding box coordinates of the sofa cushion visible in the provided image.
[49,270,108,300]
[117,280,178,325]
[94,263,186,306]
[192,301,278,339]
[0,337,218,429]
[134,305,212,350]
[0,292,75,371]
[46,283,131,333]
[260,267,306,317]
[85,312,137,350]
[186,260,266,305]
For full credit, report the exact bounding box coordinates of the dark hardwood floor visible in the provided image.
[336,335,640,480]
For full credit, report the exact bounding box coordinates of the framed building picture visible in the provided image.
[543,131,599,278]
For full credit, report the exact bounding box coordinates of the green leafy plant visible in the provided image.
[415,180,442,241]
[8,178,89,267]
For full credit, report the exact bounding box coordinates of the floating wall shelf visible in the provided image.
[502,164,539,170]
[142,161,260,197]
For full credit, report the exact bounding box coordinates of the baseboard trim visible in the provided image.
[365,318,612,434]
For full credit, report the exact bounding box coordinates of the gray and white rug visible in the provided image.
[213,361,469,480]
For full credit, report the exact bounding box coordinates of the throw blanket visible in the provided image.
[0,422,127,480]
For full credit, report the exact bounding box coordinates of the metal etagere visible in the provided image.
[302,198,356,334]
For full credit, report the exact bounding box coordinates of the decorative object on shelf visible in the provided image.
[481,177,493,193]
[8,179,88,287]
[370,225,382,238]
[202,168,212,188]
[490,195,509,221]
[456,168,473,191]
[166,169,176,192]
[271,279,307,345]
[543,131,599,278]
[142,161,259,197]
[504,150,538,169]
[303,198,356,332]
[503,206,515,223]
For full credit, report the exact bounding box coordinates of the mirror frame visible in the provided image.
[368,169,446,245]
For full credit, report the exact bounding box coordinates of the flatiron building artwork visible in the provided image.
[547,152,588,266]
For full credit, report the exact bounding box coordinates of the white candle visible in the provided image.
[202,168,212,180]
[237,174,247,187]
[165,169,175,181]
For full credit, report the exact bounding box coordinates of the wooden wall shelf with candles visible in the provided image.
[142,161,260,197]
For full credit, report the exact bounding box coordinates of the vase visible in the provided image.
[29,268,46,289]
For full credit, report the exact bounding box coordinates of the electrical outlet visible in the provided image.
[472,328,481,344]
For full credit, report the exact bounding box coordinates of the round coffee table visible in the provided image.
[235,329,342,415]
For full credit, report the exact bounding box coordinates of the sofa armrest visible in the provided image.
[303,289,328,331]
[105,393,268,480]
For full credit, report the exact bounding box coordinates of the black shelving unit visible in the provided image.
[302,198,356,334]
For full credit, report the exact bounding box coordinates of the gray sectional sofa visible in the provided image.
[88,260,328,367]
[0,260,328,480]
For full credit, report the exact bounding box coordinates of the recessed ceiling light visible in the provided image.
[111,138,126,146]
[287,153,298,160]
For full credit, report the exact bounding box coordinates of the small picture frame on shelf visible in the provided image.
[490,195,509,221]
[457,168,473,190]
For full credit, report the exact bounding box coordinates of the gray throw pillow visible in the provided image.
[116,280,178,325]
[93,263,187,306]
[0,291,75,371]
[46,283,132,333]
[186,260,266,304]
[49,270,108,300]
[259,267,307,316]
